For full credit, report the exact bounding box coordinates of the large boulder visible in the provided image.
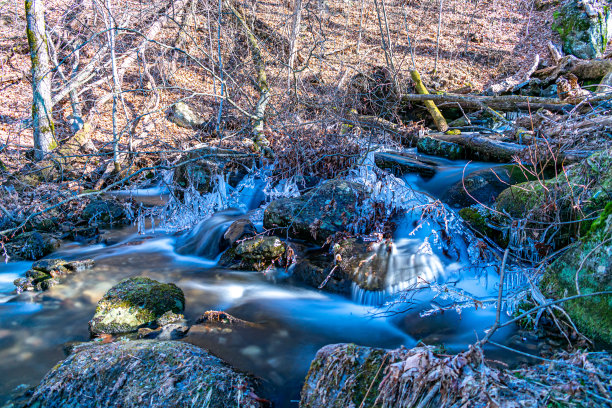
[263,180,369,244]
[23,340,263,408]
[89,277,185,335]
[496,149,611,242]
[553,0,612,59]
[539,202,612,345]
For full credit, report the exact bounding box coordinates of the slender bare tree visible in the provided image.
[25,0,55,159]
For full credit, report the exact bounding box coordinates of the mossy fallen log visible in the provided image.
[410,70,449,132]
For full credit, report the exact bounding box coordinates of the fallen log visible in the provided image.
[399,92,612,111]
[532,56,612,84]
[353,114,590,165]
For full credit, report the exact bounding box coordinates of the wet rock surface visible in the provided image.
[20,340,263,408]
[443,164,532,208]
[221,235,292,271]
[222,218,257,248]
[13,258,94,293]
[417,136,464,160]
[264,179,369,244]
[89,277,185,335]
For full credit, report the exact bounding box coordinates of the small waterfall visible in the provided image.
[175,209,245,259]
[349,239,446,306]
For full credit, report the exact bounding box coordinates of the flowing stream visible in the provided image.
[0,152,539,406]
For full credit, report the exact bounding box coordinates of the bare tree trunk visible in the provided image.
[225,0,269,136]
[103,0,121,172]
[287,0,302,86]
[25,0,55,160]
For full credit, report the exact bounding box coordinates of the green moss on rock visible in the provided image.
[552,0,612,59]
[89,277,185,335]
[539,208,612,345]
[496,149,612,243]
[263,179,368,244]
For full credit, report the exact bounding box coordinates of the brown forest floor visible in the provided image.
[1,0,556,161]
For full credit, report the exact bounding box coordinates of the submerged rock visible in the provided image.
[540,203,612,345]
[553,0,612,59]
[24,340,263,408]
[14,258,94,293]
[264,179,368,244]
[89,277,185,335]
[292,254,351,294]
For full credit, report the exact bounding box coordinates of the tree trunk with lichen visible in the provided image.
[26,0,55,160]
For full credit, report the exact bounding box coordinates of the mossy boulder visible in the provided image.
[496,149,612,242]
[539,203,612,345]
[89,277,185,335]
[263,179,369,244]
[459,206,508,247]
[553,0,612,59]
[24,340,263,408]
